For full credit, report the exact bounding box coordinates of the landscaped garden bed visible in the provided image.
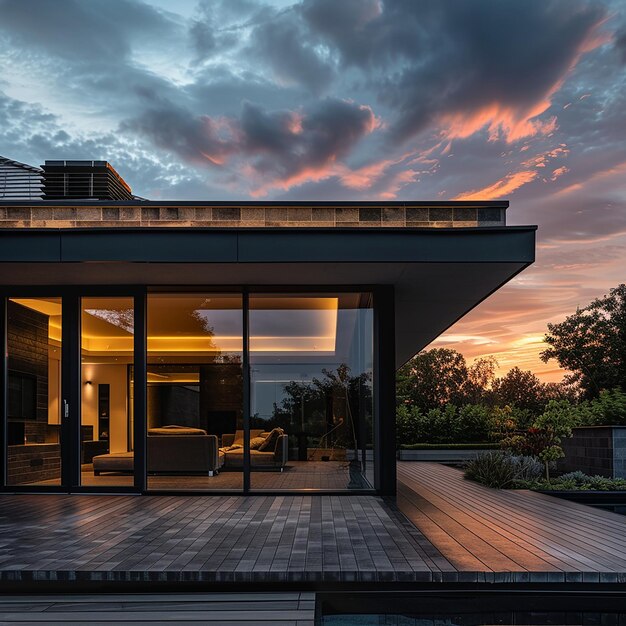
[464,450,626,493]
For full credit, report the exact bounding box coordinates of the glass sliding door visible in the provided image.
[146,293,243,491]
[249,293,375,491]
[5,297,63,486]
[80,297,134,487]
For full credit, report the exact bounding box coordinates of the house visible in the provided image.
[0,159,536,496]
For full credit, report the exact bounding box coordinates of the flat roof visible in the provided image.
[0,225,535,367]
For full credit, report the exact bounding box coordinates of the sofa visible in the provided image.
[93,425,223,476]
[220,429,288,471]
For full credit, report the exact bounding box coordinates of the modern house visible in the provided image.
[0,159,536,497]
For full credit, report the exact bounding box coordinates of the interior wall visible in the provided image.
[7,300,49,425]
[81,364,129,453]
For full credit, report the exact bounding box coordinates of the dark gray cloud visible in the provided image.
[122,97,376,190]
[121,101,236,165]
[615,29,626,63]
[289,0,606,143]
[188,0,253,61]
[0,0,176,63]
[248,11,335,94]
[241,98,376,187]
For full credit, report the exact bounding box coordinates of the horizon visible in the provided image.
[2,0,625,383]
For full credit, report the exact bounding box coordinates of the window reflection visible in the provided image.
[250,293,374,491]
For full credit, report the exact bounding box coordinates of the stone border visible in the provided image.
[0,205,506,229]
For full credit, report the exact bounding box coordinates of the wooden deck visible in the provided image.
[397,462,626,580]
[0,592,315,625]
[1,462,626,587]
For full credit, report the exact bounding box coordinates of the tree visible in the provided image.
[492,367,544,413]
[541,284,626,399]
[396,348,469,411]
[463,356,498,405]
[533,399,580,481]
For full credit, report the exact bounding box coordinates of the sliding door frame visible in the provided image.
[1,284,389,496]
[0,286,144,494]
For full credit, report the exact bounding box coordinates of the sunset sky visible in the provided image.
[1,0,625,382]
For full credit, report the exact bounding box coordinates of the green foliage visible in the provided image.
[536,400,579,480]
[491,367,544,413]
[541,284,626,399]
[464,452,542,489]
[396,348,470,411]
[533,399,580,438]
[514,473,626,491]
[501,428,553,457]
[396,405,423,447]
[576,388,626,426]
[457,404,493,442]
[464,451,517,488]
[500,400,581,481]
[395,402,495,447]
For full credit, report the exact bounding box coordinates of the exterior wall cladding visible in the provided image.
[0,203,506,229]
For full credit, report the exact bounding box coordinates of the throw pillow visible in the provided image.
[258,427,284,452]
[250,436,266,450]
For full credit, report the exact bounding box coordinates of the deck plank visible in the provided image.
[2,463,626,585]
[397,463,626,573]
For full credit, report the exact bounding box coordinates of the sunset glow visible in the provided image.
[2,0,624,382]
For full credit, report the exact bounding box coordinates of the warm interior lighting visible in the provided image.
[147,371,200,384]
[14,296,341,356]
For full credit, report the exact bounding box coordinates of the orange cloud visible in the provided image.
[441,102,558,144]
[379,169,419,199]
[455,170,538,201]
[550,166,569,181]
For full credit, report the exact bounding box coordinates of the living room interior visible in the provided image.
[6,292,375,491]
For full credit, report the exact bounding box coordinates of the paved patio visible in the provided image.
[0,491,441,584]
[1,463,626,586]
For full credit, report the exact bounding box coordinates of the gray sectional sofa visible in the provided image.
[91,425,288,476]
[93,425,222,476]
[220,429,288,471]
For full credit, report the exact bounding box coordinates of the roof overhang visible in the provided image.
[0,226,536,367]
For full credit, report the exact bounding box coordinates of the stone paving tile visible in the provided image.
[0,494,444,583]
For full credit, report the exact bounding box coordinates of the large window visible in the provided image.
[81,297,134,487]
[249,293,374,491]
[5,298,62,486]
[146,294,243,491]
[3,290,377,493]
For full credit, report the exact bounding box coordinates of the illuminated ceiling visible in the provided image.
[11,295,343,357]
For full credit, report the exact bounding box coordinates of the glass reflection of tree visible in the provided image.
[270,364,372,486]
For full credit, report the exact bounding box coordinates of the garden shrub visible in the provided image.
[577,388,626,426]
[514,473,626,491]
[396,403,498,447]
[464,451,544,488]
